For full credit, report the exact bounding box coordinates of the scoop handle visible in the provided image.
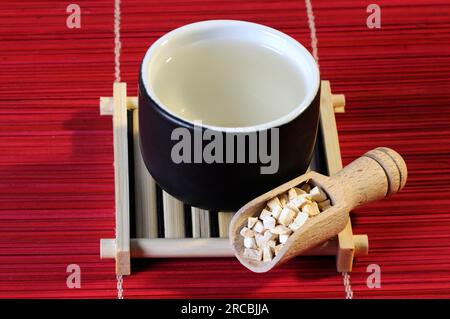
[330,147,407,210]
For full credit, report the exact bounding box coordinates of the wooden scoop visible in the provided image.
[229,147,407,273]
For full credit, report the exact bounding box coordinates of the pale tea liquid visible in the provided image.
[150,40,306,128]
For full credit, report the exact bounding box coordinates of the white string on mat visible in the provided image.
[305,0,320,66]
[114,0,121,83]
[116,274,124,299]
[114,0,124,299]
[342,272,354,299]
[304,0,354,299]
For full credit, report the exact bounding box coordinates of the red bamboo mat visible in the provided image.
[1,0,450,298]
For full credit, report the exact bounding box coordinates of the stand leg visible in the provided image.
[319,81,368,272]
[112,82,131,275]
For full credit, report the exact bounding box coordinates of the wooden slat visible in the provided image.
[132,109,158,238]
[100,235,368,259]
[112,82,131,275]
[319,80,355,272]
[218,212,234,238]
[163,192,185,238]
[191,207,211,238]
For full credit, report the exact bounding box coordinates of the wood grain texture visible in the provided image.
[100,235,368,259]
[230,148,406,273]
[318,80,356,272]
[112,82,131,275]
[162,192,185,238]
[218,212,235,238]
[191,207,210,238]
[132,109,158,239]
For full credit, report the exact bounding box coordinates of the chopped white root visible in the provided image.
[278,207,296,226]
[240,182,330,262]
[244,236,257,249]
[247,217,258,229]
[240,227,256,237]
[267,240,276,249]
[289,212,309,231]
[259,209,272,220]
[243,248,262,261]
[279,233,290,244]
[288,188,297,201]
[303,202,320,217]
[274,244,283,256]
[263,246,273,261]
[299,193,313,200]
[290,196,311,209]
[263,230,278,242]
[318,199,331,211]
[310,186,327,202]
[286,202,300,214]
[267,197,282,210]
[271,225,293,235]
[255,233,265,248]
[253,220,264,233]
[262,216,276,230]
[278,193,289,208]
[271,205,282,219]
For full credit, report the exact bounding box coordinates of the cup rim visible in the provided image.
[141,20,320,133]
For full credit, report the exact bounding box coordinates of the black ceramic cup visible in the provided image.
[139,20,320,211]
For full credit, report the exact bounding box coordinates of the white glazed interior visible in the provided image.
[141,20,320,132]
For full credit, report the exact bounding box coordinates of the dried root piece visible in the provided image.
[271,205,282,219]
[267,240,276,250]
[253,220,264,233]
[288,188,297,201]
[294,187,307,196]
[278,207,296,226]
[278,193,289,208]
[255,234,265,248]
[263,215,277,229]
[240,227,256,237]
[244,248,262,261]
[310,186,327,202]
[267,197,282,210]
[290,196,310,210]
[244,236,257,249]
[303,202,320,217]
[263,246,273,262]
[279,233,290,244]
[260,209,272,220]
[262,216,276,230]
[274,244,284,256]
[263,230,278,242]
[289,212,308,231]
[271,225,293,235]
[247,217,258,229]
[240,181,331,263]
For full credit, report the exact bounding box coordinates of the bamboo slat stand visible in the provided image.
[99,81,369,276]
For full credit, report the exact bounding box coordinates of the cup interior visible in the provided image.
[141,20,320,132]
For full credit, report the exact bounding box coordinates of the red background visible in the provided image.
[1,0,449,298]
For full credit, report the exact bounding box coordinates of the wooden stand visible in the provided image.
[99,81,369,276]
